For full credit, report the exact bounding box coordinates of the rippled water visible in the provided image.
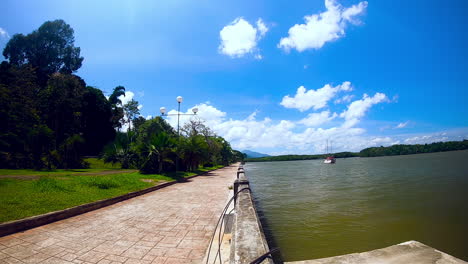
[245,150,468,262]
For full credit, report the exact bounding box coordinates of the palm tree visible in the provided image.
[108,86,126,129]
[140,132,175,174]
[179,135,210,171]
[108,85,125,106]
[102,131,137,169]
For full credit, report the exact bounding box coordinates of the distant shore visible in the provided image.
[245,140,468,162]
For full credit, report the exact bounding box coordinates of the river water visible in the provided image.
[245,150,468,262]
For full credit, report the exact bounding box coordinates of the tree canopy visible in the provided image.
[3,19,83,85]
[0,19,243,171]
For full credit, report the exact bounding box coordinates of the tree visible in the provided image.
[109,86,126,129]
[139,132,175,174]
[179,135,210,171]
[3,19,83,86]
[102,132,138,169]
[0,63,42,168]
[218,138,234,165]
[123,99,140,131]
[81,86,115,155]
[132,116,147,131]
[108,85,125,106]
[39,73,85,146]
[136,117,176,145]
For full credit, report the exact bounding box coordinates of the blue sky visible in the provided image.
[1,0,467,154]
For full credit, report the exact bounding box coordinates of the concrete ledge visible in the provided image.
[0,169,220,237]
[230,169,273,264]
[286,241,466,264]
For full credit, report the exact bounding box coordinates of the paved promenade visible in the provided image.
[0,165,237,264]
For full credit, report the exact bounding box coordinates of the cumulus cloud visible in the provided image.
[396,121,409,129]
[280,81,352,111]
[219,17,268,58]
[118,91,144,131]
[118,91,135,105]
[298,110,337,127]
[164,103,227,130]
[334,94,354,104]
[278,0,368,52]
[0,27,9,39]
[159,101,468,155]
[404,134,448,145]
[340,93,388,128]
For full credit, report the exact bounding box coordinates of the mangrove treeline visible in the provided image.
[0,19,244,171]
[245,140,468,162]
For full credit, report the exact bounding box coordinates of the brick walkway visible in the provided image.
[0,165,238,264]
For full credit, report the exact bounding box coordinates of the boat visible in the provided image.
[323,140,336,164]
[323,156,336,164]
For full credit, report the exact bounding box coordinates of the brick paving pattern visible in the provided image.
[0,165,237,264]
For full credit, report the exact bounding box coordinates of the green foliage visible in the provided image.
[359,140,468,157]
[101,132,138,169]
[139,132,175,174]
[0,20,119,169]
[3,19,83,85]
[81,86,115,155]
[109,85,126,129]
[0,19,240,173]
[123,99,140,131]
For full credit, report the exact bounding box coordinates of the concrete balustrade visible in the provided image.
[230,166,273,264]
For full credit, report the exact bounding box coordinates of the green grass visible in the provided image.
[0,158,122,176]
[0,164,224,223]
[84,157,121,169]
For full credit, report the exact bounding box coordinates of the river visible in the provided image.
[245,150,468,262]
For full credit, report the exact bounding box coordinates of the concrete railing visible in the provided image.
[230,165,274,264]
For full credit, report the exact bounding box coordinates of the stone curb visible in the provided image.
[0,167,223,237]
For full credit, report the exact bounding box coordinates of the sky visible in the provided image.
[1,0,467,155]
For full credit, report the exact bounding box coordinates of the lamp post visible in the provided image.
[160,96,198,175]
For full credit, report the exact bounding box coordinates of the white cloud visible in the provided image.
[256,19,268,37]
[159,101,468,155]
[0,27,9,39]
[164,103,227,131]
[340,93,388,128]
[298,110,337,127]
[118,91,135,106]
[404,134,448,145]
[219,17,268,58]
[280,81,352,111]
[334,94,354,104]
[396,121,409,129]
[118,91,144,131]
[278,0,368,52]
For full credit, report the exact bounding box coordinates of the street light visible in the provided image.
[160,96,198,174]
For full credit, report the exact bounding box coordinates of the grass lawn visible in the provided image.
[0,158,125,176]
[0,159,224,223]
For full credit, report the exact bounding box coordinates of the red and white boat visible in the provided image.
[323,140,336,164]
[323,156,336,164]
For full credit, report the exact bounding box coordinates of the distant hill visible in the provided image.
[242,150,270,158]
[244,140,468,162]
